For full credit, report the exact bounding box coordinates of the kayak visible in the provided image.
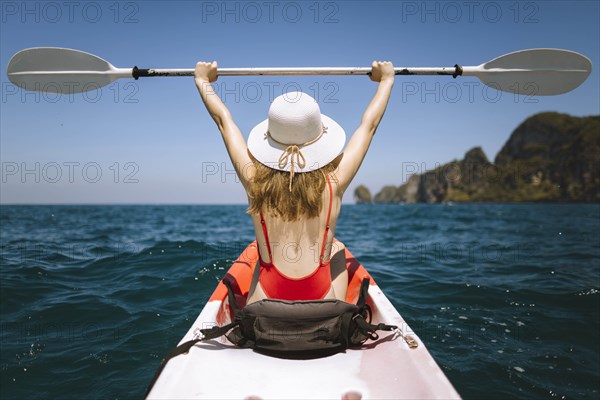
[146,241,460,399]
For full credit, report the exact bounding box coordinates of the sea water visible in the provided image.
[1,204,598,399]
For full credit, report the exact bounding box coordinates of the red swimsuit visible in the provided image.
[258,177,333,301]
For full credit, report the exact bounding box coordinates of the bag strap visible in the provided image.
[352,314,398,342]
[146,278,241,397]
[146,278,244,396]
[223,278,240,317]
[356,277,370,309]
[145,320,238,398]
[352,277,398,343]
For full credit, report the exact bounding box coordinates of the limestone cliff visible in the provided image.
[357,112,600,204]
[353,185,372,204]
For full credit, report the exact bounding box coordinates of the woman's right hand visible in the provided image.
[369,61,395,83]
[194,61,218,84]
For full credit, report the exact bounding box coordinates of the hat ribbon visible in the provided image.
[278,145,306,191]
[265,124,328,192]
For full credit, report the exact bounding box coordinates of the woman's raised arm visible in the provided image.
[335,61,395,193]
[194,62,253,188]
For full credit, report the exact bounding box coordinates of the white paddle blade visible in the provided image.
[7,47,131,94]
[464,48,592,96]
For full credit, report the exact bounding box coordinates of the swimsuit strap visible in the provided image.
[319,176,333,264]
[259,211,273,264]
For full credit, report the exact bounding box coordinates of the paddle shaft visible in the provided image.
[132,65,463,78]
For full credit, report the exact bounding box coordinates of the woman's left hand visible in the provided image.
[194,61,218,83]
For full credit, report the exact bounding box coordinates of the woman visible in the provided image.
[194,61,394,303]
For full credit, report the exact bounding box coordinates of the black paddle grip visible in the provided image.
[132,66,150,80]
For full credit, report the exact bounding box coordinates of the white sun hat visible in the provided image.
[247,91,346,187]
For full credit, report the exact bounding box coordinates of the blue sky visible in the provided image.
[1,0,598,204]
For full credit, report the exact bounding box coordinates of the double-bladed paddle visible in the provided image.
[7,47,592,96]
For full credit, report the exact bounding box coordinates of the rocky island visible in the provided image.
[355,112,599,203]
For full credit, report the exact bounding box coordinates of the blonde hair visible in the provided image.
[247,161,337,222]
